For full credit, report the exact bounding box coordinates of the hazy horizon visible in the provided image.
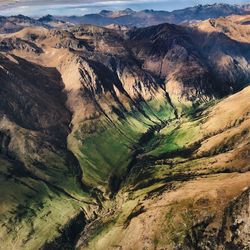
[0,0,248,17]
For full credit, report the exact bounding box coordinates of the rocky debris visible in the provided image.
[219,187,250,249]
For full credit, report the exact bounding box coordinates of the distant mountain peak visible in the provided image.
[99,8,135,18]
[123,8,134,12]
[99,10,112,16]
[38,14,54,22]
[11,14,32,20]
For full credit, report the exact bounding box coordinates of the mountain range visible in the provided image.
[0,3,250,250]
[43,3,250,27]
[1,3,250,34]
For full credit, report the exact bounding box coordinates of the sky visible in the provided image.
[0,0,248,17]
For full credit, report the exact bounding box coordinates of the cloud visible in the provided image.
[0,0,172,16]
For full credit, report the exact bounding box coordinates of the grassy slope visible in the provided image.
[0,126,93,249]
[1,83,249,249]
[79,86,250,250]
[0,157,86,250]
[68,98,176,192]
[0,95,175,249]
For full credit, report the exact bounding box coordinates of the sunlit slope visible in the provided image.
[79,86,250,250]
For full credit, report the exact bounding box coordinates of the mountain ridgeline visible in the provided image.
[1,3,250,34]
[41,3,250,27]
[0,7,249,250]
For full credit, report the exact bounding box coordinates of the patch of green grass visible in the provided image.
[160,201,196,247]
[0,157,85,250]
[141,98,176,121]
[145,120,201,158]
[70,99,176,191]
[74,118,145,189]
[153,236,160,247]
